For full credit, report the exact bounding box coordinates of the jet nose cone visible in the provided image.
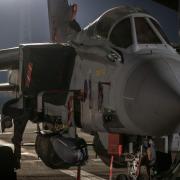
[124,59,180,136]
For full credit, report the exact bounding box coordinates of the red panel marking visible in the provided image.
[108,133,123,155]
[25,63,33,88]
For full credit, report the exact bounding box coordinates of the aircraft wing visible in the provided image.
[0,47,19,91]
[0,47,19,70]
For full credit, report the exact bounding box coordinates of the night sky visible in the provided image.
[0,0,178,49]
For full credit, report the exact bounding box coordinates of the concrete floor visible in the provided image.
[0,122,179,180]
[0,122,124,180]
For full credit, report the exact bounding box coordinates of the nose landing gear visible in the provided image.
[116,139,157,180]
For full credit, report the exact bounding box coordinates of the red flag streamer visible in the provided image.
[109,155,114,180]
[118,144,123,157]
[67,96,74,126]
[77,166,81,180]
[25,63,33,88]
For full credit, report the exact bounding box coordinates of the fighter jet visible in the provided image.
[0,0,180,179]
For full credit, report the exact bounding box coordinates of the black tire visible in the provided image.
[35,133,71,169]
[116,174,129,180]
[155,151,172,173]
[0,146,17,179]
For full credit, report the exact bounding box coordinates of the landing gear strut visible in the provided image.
[12,113,29,169]
[1,98,31,169]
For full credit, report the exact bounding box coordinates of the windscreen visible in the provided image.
[135,17,162,44]
[110,18,132,48]
[149,18,170,44]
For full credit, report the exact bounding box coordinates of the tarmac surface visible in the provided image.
[0,122,180,180]
[0,122,124,180]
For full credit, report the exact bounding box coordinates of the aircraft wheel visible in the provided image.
[137,166,149,180]
[116,174,129,180]
[0,146,17,179]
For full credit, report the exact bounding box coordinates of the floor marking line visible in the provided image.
[0,139,106,179]
[0,139,37,158]
[60,170,106,180]
[92,158,102,162]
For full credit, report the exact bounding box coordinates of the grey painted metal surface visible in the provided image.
[0,1,179,137]
[0,1,179,178]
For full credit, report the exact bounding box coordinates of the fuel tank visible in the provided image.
[35,133,88,169]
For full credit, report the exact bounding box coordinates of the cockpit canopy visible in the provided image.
[85,6,170,49]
